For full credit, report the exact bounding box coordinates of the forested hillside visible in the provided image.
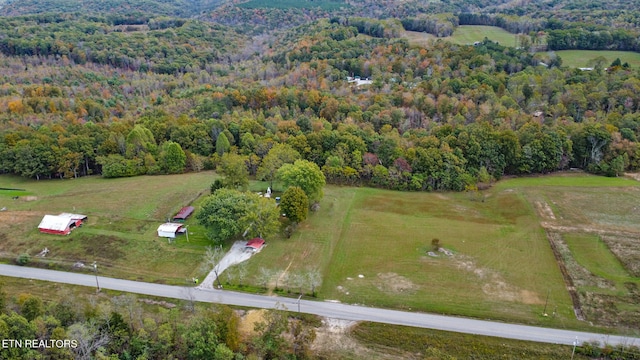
[0,0,639,191]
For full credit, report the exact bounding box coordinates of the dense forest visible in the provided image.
[0,0,639,192]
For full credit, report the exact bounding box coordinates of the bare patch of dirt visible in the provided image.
[541,222,638,238]
[535,201,556,220]
[376,272,417,294]
[0,210,42,230]
[238,309,266,339]
[625,172,640,181]
[313,319,409,359]
[456,256,543,304]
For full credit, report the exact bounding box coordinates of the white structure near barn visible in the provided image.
[157,223,185,238]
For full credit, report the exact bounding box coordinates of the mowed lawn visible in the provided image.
[554,50,640,68]
[246,182,580,326]
[403,26,517,48]
[445,25,517,46]
[0,172,216,283]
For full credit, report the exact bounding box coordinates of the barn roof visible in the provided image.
[246,238,265,249]
[58,213,88,221]
[157,223,183,233]
[173,206,195,220]
[38,215,75,232]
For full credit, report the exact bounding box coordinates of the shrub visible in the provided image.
[16,253,30,266]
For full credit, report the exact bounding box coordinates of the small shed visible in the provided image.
[172,206,194,222]
[38,213,87,235]
[157,223,185,238]
[245,238,265,251]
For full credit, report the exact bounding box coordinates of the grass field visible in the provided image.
[0,172,216,284]
[554,50,640,68]
[242,181,577,327]
[352,322,589,360]
[516,175,640,330]
[403,30,437,47]
[445,25,518,46]
[403,26,518,48]
[2,171,639,333]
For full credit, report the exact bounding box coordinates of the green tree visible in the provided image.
[217,152,249,190]
[280,186,308,223]
[159,141,186,174]
[277,160,326,203]
[19,294,43,321]
[126,124,157,158]
[216,132,231,156]
[197,189,251,244]
[0,313,39,359]
[257,143,301,189]
[241,196,280,239]
[253,309,289,360]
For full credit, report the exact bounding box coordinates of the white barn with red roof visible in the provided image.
[38,213,87,235]
[157,223,185,238]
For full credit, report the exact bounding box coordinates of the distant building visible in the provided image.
[172,206,195,222]
[157,223,185,238]
[245,238,265,252]
[38,213,87,235]
[347,76,373,86]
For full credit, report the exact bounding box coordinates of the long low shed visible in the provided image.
[172,206,194,222]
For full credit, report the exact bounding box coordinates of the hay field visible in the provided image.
[0,172,215,283]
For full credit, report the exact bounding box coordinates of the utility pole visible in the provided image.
[297,294,302,313]
[92,261,100,292]
[571,337,578,360]
[543,289,550,316]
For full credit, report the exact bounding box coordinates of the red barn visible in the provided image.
[172,206,195,222]
[38,213,87,235]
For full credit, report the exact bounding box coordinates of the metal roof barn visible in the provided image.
[172,206,195,222]
[38,213,87,235]
[245,238,265,251]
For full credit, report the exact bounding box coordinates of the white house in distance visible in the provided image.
[157,222,185,238]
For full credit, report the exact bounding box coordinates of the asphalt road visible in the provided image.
[1,264,638,348]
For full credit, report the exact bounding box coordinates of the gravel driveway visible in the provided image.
[197,240,258,289]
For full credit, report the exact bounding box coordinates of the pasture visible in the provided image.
[0,172,215,284]
[403,25,518,48]
[445,25,517,46]
[517,176,640,329]
[2,171,639,332]
[554,50,640,68]
[243,172,640,331]
[403,30,436,47]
